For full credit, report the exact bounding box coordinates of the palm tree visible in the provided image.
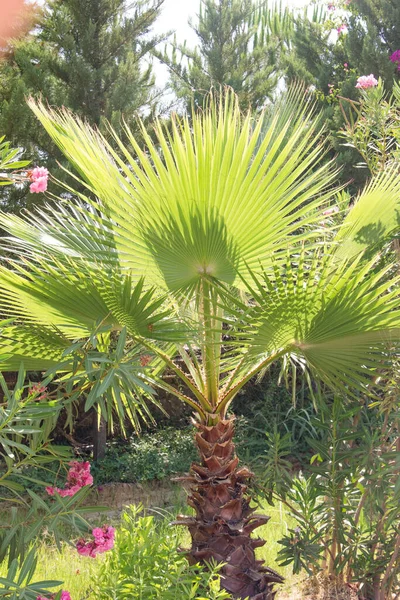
[1,88,400,599]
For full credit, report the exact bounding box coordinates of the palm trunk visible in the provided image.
[174,417,283,599]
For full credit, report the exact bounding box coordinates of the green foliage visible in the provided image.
[0,137,30,186]
[344,0,400,86]
[92,427,198,484]
[286,0,400,192]
[340,79,400,175]
[159,0,294,111]
[91,504,232,599]
[0,361,104,598]
[233,373,320,463]
[0,0,166,211]
[0,548,65,600]
[261,397,400,598]
[2,88,400,421]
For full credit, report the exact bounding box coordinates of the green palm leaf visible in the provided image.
[222,251,400,402]
[333,166,400,262]
[0,88,400,422]
[26,88,338,292]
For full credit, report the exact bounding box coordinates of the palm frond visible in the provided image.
[26,87,339,292]
[333,167,400,262]
[221,250,400,401]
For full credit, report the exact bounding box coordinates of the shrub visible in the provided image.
[0,366,99,598]
[91,504,232,600]
[261,397,400,599]
[92,427,199,484]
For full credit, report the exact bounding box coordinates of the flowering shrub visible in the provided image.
[37,591,71,600]
[28,166,49,193]
[356,74,378,89]
[390,50,400,70]
[29,382,48,400]
[46,461,93,497]
[0,367,100,600]
[91,505,231,600]
[76,526,115,558]
[340,79,400,174]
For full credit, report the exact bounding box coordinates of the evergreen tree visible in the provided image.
[344,0,400,84]
[159,0,293,111]
[0,0,165,211]
[282,0,400,192]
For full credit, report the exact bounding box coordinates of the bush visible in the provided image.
[91,504,232,600]
[233,372,319,465]
[261,397,400,599]
[0,366,98,599]
[92,427,199,484]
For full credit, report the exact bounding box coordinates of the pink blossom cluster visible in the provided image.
[337,24,348,35]
[28,166,49,193]
[37,591,71,600]
[356,74,378,89]
[76,525,115,558]
[29,382,47,400]
[46,461,93,497]
[390,50,400,71]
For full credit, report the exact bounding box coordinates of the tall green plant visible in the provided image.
[270,397,400,599]
[1,87,400,598]
[159,0,294,111]
[0,362,101,599]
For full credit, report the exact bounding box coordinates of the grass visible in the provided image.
[0,497,298,599]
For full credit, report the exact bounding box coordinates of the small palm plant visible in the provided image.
[1,88,400,599]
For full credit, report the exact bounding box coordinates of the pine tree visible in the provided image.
[344,0,400,84]
[0,0,165,211]
[159,0,293,111]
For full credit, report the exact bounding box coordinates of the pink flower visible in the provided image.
[30,166,49,179]
[390,51,400,70]
[30,177,48,193]
[328,2,335,10]
[344,62,348,68]
[356,74,378,89]
[67,461,93,488]
[46,461,93,497]
[29,383,47,400]
[76,525,115,558]
[76,539,97,558]
[337,24,348,35]
[390,50,400,63]
[36,591,71,600]
[28,165,49,194]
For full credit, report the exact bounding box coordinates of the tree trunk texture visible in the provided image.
[174,417,283,599]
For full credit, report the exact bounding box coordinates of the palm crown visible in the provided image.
[1,87,399,414]
[1,87,400,599]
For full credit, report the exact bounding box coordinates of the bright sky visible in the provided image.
[154,0,309,43]
[152,0,309,86]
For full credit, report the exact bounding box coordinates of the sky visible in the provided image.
[154,0,309,44]
[152,0,309,86]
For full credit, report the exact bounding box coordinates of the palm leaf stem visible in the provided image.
[216,348,287,416]
[201,280,221,408]
[153,378,206,420]
[139,338,212,412]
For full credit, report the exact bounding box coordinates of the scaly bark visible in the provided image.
[174,417,283,599]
